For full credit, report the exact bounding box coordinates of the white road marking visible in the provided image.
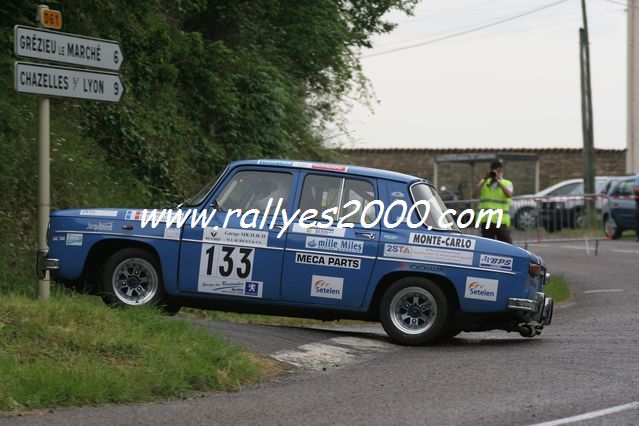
[584,289,624,294]
[271,336,397,371]
[556,302,576,310]
[272,343,356,370]
[613,249,639,254]
[531,401,639,426]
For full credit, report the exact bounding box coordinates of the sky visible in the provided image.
[334,0,627,150]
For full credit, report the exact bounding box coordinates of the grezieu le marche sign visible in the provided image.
[15,62,125,103]
[14,25,124,72]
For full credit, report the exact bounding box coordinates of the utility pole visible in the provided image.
[580,0,595,200]
[36,4,51,300]
[628,0,639,173]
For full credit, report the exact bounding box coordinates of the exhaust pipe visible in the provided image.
[518,324,536,338]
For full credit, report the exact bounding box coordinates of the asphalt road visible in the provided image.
[3,240,639,425]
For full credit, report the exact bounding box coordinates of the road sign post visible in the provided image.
[36,4,50,300]
[16,5,125,300]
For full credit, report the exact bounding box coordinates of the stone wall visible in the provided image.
[340,148,627,198]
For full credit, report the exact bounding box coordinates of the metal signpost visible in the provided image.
[14,5,126,300]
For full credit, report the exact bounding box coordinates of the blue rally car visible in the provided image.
[37,160,553,345]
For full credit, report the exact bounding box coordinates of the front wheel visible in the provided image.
[379,277,449,346]
[101,247,168,309]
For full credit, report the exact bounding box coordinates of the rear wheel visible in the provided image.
[101,248,175,312]
[379,277,449,346]
[603,215,622,239]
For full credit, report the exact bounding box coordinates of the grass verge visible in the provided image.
[0,294,268,412]
[544,275,571,303]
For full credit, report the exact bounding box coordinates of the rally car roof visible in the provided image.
[230,159,429,185]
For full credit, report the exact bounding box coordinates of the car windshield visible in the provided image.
[410,183,459,231]
[181,168,226,207]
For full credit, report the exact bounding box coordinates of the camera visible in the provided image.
[489,170,497,179]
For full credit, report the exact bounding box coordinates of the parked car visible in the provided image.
[512,177,619,232]
[37,160,553,345]
[601,176,637,239]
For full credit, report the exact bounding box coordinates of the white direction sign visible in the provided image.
[15,62,124,103]
[14,25,124,71]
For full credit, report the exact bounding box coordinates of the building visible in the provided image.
[340,148,626,198]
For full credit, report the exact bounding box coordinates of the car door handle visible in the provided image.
[355,232,376,240]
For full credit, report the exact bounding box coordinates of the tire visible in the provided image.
[379,277,449,346]
[570,208,584,229]
[437,326,462,340]
[543,221,560,233]
[101,247,168,309]
[603,215,622,240]
[513,207,536,231]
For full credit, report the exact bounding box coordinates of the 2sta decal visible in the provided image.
[203,245,254,279]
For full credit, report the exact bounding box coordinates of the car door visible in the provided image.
[280,172,380,308]
[178,168,296,301]
[611,179,636,228]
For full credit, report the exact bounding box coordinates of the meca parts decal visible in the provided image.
[305,237,364,254]
[295,252,360,269]
[204,228,269,248]
[409,233,475,250]
[464,277,498,301]
[198,277,263,298]
[384,243,473,266]
[479,254,513,271]
[310,275,344,300]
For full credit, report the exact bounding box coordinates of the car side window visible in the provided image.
[216,171,292,212]
[549,182,581,196]
[617,180,634,196]
[340,179,376,223]
[299,175,342,221]
[299,174,375,224]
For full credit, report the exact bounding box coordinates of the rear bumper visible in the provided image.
[508,292,553,326]
[36,249,59,279]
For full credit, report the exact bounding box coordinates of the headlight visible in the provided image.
[529,263,542,277]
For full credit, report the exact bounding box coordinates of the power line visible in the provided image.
[362,0,570,59]
[442,9,623,45]
[394,0,507,25]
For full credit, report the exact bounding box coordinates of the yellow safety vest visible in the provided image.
[478,178,512,226]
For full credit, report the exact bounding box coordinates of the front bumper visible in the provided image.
[36,249,59,279]
[508,292,553,326]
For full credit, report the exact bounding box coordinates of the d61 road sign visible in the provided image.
[14,25,124,71]
[15,61,125,103]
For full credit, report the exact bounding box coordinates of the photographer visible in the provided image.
[472,160,513,244]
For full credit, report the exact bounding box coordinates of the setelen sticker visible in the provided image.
[464,277,498,301]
